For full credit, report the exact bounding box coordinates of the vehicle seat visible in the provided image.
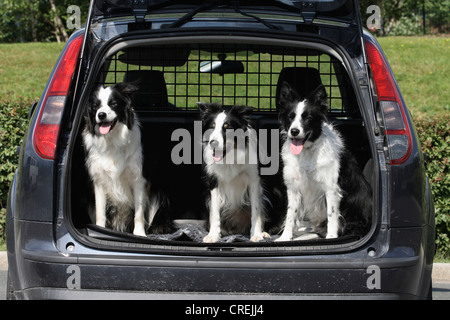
[276,67,323,109]
[363,158,374,187]
[123,70,173,110]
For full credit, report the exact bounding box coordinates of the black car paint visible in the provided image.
[6,1,434,299]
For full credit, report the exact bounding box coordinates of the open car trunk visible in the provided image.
[69,36,375,254]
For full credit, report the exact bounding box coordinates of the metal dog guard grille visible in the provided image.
[100,43,355,115]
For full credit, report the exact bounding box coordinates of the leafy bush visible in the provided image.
[0,101,30,242]
[415,116,450,259]
[0,102,449,258]
[389,15,423,36]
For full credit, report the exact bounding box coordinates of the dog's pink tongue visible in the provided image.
[290,139,304,155]
[99,123,112,135]
[213,152,222,162]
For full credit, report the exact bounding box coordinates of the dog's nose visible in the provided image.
[210,140,219,149]
[98,112,107,120]
[290,128,300,137]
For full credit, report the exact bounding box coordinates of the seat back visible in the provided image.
[276,67,323,109]
[123,70,169,110]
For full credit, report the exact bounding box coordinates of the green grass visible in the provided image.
[0,42,65,104]
[435,257,450,263]
[377,36,450,118]
[0,36,448,116]
[0,37,449,259]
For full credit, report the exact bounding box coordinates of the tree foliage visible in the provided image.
[1,1,448,42]
[360,0,449,35]
[0,0,89,43]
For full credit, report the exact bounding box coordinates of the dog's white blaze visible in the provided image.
[96,87,117,123]
[210,112,227,149]
[97,87,112,108]
[288,101,306,139]
[202,108,267,243]
[83,86,159,237]
[278,121,344,241]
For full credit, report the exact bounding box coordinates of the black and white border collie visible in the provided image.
[198,103,269,243]
[83,83,169,236]
[276,82,372,241]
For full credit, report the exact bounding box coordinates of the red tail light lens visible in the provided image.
[365,39,412,165]
[33,34,83,159]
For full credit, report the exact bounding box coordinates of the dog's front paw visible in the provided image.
[250,232,270,242]
[203,232,220,243]
[275,234,292,242]
[326,232,338,239]
[96,219,106,228]
[133,225,147,237]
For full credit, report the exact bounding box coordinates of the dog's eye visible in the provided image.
[211,122,216,129]
[301,113,311,121]
[223,123,229,129]
[289,113,296,120]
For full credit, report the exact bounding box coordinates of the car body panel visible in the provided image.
[6,0,434,299]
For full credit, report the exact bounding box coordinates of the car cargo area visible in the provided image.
[69,40,374,252]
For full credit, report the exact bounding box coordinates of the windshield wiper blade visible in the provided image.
[232,2,281,30]
[165,0,220,28]
[164,0,281,30]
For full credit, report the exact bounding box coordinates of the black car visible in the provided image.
[6,0,435,299]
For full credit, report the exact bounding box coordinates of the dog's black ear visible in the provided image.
[308,84,328,114]
[230,105,253,120]
[85,89,101,134]
[278,81,300,109]
[230,106,254,131]
[197,102,221,119]
[125,107,135,130]
[239,106,254,116]
[112,83,137,130]
[84,108,96,135]
[113,82,139,96]
[197,102,209,115]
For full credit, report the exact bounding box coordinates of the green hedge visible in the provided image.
[0,101,30,241]
[0,102,449,258]
[415,116,450,259]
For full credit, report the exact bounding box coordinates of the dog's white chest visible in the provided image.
[281,132,342,213]
[210,164,255,205]
[283,151,318,195]
[83,123,143,204]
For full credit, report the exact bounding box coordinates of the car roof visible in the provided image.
[92,0,361,26]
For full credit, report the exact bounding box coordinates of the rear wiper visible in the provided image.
[164,0,281,30]
[165,0,217,28]
[232,2,282,30]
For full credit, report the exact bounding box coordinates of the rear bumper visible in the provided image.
[9,250,431,300]
[15,288,416,300]
[7,220,433,300]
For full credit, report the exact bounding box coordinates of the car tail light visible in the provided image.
[365,39,412,165]
[33,34,83,159]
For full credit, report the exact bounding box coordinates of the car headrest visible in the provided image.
[123,70,169,110]
[276,67,322,109]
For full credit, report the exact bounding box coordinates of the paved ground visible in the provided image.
[433,281,450,300]
[1,252,449,300]
[0,252,6,272]
[0,270,6,300]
